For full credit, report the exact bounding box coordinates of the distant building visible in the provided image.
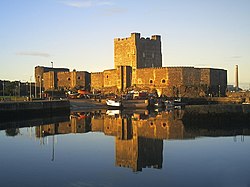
[35,66,90,91]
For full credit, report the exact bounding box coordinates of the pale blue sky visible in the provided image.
[0,0,249,87]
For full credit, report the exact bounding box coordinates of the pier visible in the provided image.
[0,100,70,120]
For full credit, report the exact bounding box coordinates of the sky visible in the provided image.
[0,0,249,87]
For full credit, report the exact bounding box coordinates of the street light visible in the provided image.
[2,81,4,97]
[19,81,21,97]
[39,76,43,99]
[51,61,54,100]
[29,76,32,99]
[218,84,221,97]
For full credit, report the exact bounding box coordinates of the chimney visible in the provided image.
[235,65,239,91]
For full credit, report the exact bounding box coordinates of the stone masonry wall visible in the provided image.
[114,33,138,69]
[137,35,162,69]
[114,33,162,70]
[35,66,69,87]
[57,72,72,89]
[43,72,55,90]
[103,69,118,90]
[91,72,104,90]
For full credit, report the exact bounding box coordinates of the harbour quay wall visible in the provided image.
[183,104,250,123]
[184,104,250,114]
[0,100,70,120]
[183,104,250,130]
[181,97,244,105]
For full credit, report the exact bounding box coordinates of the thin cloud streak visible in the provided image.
[63,0,92,8]
[231,56,242,59]
[62,0,113,8]
[16,52,51,58]
[102,7,128,16]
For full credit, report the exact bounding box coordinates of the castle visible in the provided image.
[35,32,227,97]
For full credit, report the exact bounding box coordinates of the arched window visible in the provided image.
[162,123,167,128]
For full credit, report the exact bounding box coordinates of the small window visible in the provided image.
[106,75,109,78]
[68,78,71,81]
[162,79,166,83]
[162,123,167,128]
[149,80,153,84]
[78,76,81,80]
[152,53,155,58]
[143,52,145,58]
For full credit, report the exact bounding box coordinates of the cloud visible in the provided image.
[63,0,92,8]
[102,7,127,16]
[62,0,112,8]
[231,56,242,59]
[16,52,51,58]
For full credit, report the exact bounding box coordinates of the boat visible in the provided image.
[67,92,79,99]
[173,98,186,106]
[106,99,122,108]
[122,99,148,109]
[164,100,174,108]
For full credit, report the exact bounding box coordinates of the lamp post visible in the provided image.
[51,61,54,100]
[40,77,42,99]
[19,81,21,97]
[218,84,221,97]
[2,81,4,97]
[30,76,32,99]
[35,77,37,98]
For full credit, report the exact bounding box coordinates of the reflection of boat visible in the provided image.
[154,100,165,108]
[174,98,185,106]
[106,110,120,116]
[70,113,80,119]
[164,100,174,107]
[106,99,122,108]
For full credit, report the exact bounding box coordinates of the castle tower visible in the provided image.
[114,33,162,70]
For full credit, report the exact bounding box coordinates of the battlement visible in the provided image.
[114,33,161,42]
[91,72,103,74]
[137,67,167,70]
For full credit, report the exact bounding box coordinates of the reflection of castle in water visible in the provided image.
[35,113,92,137]
[34,109,250,172]
[35,110,186,172]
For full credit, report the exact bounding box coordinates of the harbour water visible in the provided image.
[0,109,250,187]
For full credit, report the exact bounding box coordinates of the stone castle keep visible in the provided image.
[35,32,227,97]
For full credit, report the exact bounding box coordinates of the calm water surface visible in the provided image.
[0,109,250,187]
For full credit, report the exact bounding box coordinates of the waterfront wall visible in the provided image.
[184,104,250,114]
[0,100,70,119]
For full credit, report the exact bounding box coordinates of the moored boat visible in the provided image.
[106,99,122,109]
